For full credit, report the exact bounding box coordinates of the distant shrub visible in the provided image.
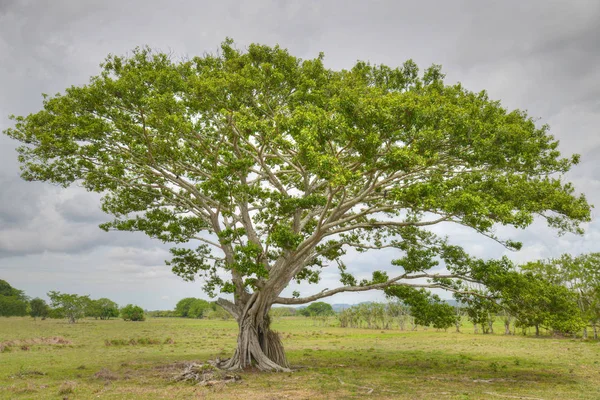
[120,304,145,321]
[146,310,176,318]
[270,307,296,318]
[104,337,168,346]
[29,298,50,320]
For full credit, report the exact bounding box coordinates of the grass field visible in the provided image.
[0,316,599,399]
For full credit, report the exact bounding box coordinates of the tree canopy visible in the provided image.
[121,304,145,321]
[3,40,591,371]
[521,253,600,337]
[298,301,334,317]
[29,298,50,320]
[47,291,90,324]
[86,298,120,320]
[175,297,210,318]
[0,280,28,317]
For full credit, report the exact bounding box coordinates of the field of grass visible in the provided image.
[0,316,599,399]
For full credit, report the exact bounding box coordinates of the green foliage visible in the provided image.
[522,253,600,334]
[120,304,145,321]
[146,310,176,317]
[188,299,210,318]
[0,280,28,317]
[299,302,334,317]
[86,298,119,320]
[385,287,457,330]
[29,298,49,320]
[0,280,26,299]
[174,297,210,318]
[47,291,90,324]
[497,272,585,335]
[0,295,28,317]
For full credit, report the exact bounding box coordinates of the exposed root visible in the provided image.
[173,362,241,386]
[215,322,291,372]
[261,328,289,369]
[337,378,375,394]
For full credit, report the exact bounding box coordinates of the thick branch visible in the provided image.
[273,272,474,305]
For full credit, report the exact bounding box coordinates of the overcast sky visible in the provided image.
[1,0,599,310]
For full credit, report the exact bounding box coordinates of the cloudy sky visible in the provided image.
[1,0,599,310]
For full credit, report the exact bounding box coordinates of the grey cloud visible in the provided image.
[55,190,107,223]
[0,174,47,226]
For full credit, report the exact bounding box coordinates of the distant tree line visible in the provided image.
[146,297,233,320]
[453,253,600,337]
[2,252,598,338]
[0,280,144,323]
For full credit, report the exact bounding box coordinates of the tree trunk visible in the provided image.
[583,327,588,339]
[216,296,290,372]
[504,321,510,335]
[593,324,598,340]
[535,324,539,336]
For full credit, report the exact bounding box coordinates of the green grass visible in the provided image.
[0,317,598,399]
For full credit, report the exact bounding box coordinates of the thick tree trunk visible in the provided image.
[216,296,290,372]
[535,324,540,336]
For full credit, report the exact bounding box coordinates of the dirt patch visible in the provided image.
[155,361,193,373]
[94,368,119,381]
[0,336,72,352]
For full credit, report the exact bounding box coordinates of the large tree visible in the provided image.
[3,41,591,371]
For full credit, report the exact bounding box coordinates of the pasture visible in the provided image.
[0,317,598,399]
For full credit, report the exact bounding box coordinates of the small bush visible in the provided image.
[120,304,145,321]
[58,381,76,395]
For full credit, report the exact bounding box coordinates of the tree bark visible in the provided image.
[216,295,290,372]
[593,324,598,340]
[535,324,540,336]
[583,327,588,339]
